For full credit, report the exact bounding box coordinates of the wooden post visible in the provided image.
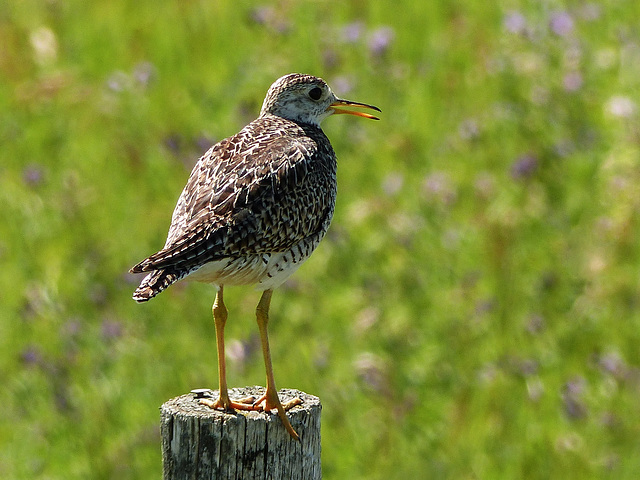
[161,386,321,480]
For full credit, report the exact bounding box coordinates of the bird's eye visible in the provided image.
[308,87,323,101]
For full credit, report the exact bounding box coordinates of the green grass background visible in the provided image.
[2,0,640,478]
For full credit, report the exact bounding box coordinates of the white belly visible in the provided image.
[186,251,305,291]
[185,231,324,290]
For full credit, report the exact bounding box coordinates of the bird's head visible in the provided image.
[260,73,380,126]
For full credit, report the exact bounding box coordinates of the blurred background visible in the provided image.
[2,0,640,478]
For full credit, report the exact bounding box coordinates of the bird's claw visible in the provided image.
[252,393,302,412]
[251,391,302,441]
[198,394,262,412]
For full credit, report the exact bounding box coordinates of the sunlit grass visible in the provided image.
[2,1,640,478]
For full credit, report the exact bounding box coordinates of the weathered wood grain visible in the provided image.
[161,387,321,479]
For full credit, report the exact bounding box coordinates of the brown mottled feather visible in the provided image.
[131,116,335,276]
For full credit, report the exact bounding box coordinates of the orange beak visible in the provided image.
[329,99,381,120]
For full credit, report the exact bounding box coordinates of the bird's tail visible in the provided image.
[132,269,188,302]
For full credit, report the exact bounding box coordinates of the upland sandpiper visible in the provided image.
[130,73,380,439]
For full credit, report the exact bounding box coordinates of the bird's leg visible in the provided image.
[202,286,257,411]
[209,286,232,410]
[253,289,301,440]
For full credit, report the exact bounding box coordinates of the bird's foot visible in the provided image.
[252,391,303,412]
[199,395,262,412]
[252,390,302,441]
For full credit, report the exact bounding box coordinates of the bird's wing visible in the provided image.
[130,121,332,273]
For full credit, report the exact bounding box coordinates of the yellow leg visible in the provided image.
[254,289,300,440]
[201,287,300,439]
[208,286,257,411]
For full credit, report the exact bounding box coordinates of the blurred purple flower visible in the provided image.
[563,397,588,420]
[322,48,339,70]
[458,118,480,140]
[474,299,494,317]
[525,313,545,335]
[552,140,574,158]
[249,6,273,25]
[597,351,627,378]
[62,318,82,338]
[422,171,456,205]
[101,319,123,341]
[510,154,538,180]
[341,21,364,43]
[164,134,182,154]
[550,11,574,36]
[368,26,395,57]
[562,376,588,420]
[23,164,45,187]
[248,6,289,33]
[600,411,618,428]
[106,70,130,92]
[195,135,216,152]
[330,75,354,96]
[504,11,527,34]
[518,358,539,376]
[21,345,43,366]
[381,172,404,196]
[563,71,583,92]
[565,376,585,396]
[354,352,388,395]
[89,283,108,306]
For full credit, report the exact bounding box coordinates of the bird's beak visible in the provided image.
[329,99,381,120]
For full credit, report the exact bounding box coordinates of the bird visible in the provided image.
[129,73,380,440]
